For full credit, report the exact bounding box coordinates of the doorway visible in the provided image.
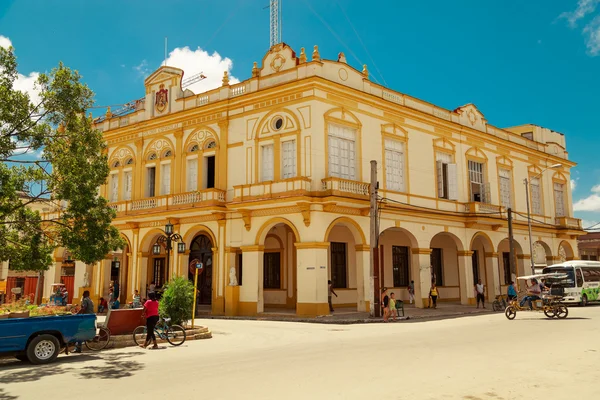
[205,156,215,189]
[189,235,213,307]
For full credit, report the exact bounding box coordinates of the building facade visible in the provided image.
[80,43,581,316]
[578,232,600,260]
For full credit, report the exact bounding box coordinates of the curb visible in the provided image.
[106,326,212,349]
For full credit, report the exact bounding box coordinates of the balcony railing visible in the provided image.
[108,189,226,215]
[463,202,504,215]
[233,177,311,201]
[321,177,370,199]
[555,216,582,229]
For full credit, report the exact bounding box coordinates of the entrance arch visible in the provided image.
[470,232,496,300]
[189,234,214,308]
[379,227,418,302]
[558,241,575,262]
[533,241,552,271]
[429,232,464,302]
[497,238,524,291]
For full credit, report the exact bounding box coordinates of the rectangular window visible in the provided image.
[468,160,484,202]
[153,258,165,287]
[385,140,405,192]
[499,168,512,208]
[430,248,443,286]
[263,252,281,289]
[160,163,171,195]
[554,182,565,217]
[436,152,457,200]
[187,158,198,192]
[328,123,356,180]
[530,177,542,215]
[330,242,348,288]
[123,171,132,201]
[392,246,410,287]
[261,144,274,181]
[205,156,215,189]
[110,173,119,203]
[282,140,296,179]
[146,166,156,197]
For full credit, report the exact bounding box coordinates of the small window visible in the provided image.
[126,158,134,165]
[190,144,199,152]
[112,161,121,168]
[148,153,157,161]
[163,150,172,158]
[205,141,216,149]
[272,116,284,131]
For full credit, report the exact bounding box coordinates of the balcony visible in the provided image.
[555,216,582,230]
[233,177,311,202]
[463,202,504,215]
[107,189,226,216]
[321,177,370,200]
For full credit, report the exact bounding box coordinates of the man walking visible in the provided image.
[475,279,485,309]
[74,290,94,353]
[328,280,338,312]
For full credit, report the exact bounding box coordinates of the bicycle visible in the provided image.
[63,325,111,353]
[132,317,186,347]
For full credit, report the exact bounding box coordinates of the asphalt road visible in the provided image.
[1,307,600,400]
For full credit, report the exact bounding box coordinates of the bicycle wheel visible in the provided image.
[132,325,147,347]
[555,305,569,319]
[166,325,187,346]
[505,306,517,320]
[85,327,110,351]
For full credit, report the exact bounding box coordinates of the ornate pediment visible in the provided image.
[259,43,298,78]
[454,103,487,132]
[144,66,184,86]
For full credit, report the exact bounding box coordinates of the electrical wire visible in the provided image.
[512,210,564,228]
[379,195,504,216]
[584,221,600,230]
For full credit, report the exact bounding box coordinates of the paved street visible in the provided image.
[1,307,600,400]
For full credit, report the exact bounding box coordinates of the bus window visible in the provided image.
[582,267,600,282]
[576,268,584,287]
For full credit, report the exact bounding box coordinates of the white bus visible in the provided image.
[543,261,600,306]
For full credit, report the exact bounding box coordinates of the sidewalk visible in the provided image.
[199,302,496,325]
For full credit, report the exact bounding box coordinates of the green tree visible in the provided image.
[159,277,195,326]
[0,44,123,288]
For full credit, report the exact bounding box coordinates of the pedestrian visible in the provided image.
[389,292,397,321]
[381,288,390,321]
[98,297,107,313]
[132,289,141,308]
[148,281,156,294]
[108,288,114,310]
[407,280,415,304]
[141,292,160,349]
[113,281,120,302]
[429,283,439,309]
[328,280,338,312]
[507,281,517,301]
[74,291,94,353]
[475,279,485,309]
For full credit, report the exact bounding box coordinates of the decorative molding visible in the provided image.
[240,245,265,252]
[240,211,252,231]
[294,242,330,249]
[457,250,474,256]
[411,248,432,255]
[297,202,311,227]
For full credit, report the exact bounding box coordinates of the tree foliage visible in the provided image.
[159,276,195,326]
[0,45,123,271]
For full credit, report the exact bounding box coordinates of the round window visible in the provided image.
[272,116,284,131]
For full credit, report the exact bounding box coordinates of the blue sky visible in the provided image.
[1,0,599,227]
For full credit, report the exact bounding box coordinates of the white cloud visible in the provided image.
[571,178,578,191]
[574,184,600,211]
[163,46,239,94]
[133,60,150,77]
[581,219,600,230]
[592,184,600,193]
[584,16,600,55]
[560,0,600,27]
[0,35,12,49]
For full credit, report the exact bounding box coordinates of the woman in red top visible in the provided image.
[141,292,160,349]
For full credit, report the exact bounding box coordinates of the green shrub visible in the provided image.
[159,276,194,326]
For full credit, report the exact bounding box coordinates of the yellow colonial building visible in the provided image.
[89,43,582,316]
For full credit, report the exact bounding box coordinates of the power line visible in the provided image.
[584,221,600,230]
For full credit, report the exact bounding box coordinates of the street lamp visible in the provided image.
[152,221,186,283]
[524,163,562,274]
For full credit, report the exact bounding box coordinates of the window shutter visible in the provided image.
[282,140,296,179]
[110,174,119,203]
[437,160,444,198]
[482,182,492,204]
[124,171,132,201]
[161,163,171,195]
[187,158,198,191]
[447,163,458,200]
[262,145,274,181]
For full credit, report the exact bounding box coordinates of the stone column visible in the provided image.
[411,248,432,309]
[355,245,371,312]
[458,250,475,305]
[239,245,264,315]
[294,242,329,317]
[485,252,501,299]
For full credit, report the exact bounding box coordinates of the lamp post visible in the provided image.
[152,221,186,284]
[524,163,562,274]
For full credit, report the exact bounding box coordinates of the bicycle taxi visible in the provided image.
[504,273,569,320]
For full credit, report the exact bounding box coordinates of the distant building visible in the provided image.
[65,43,582,315]
[578,232,600,260]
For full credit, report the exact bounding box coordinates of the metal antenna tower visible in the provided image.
[270,0,281,47]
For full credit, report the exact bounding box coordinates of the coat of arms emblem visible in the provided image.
[155,84,168,113]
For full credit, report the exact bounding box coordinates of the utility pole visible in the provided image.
[370,160,380,317]
[508,208,516,288]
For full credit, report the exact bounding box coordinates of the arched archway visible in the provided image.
[558,241,575,262]
[379,227,418,302]
[189,234,214,309]
[497,238,524,290]
[533,241,552,270]
[109,234,131,304]
[470,232,496,300]
[429,232,465,302]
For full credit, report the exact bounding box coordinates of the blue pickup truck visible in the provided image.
[0,314,96,364]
